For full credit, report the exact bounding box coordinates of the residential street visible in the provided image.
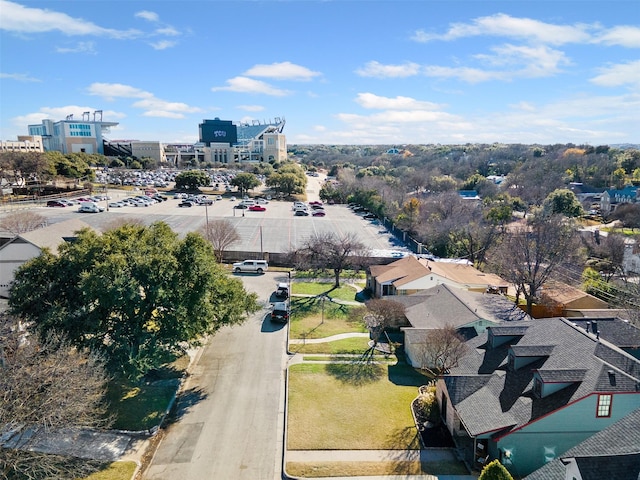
[142,272,289,480]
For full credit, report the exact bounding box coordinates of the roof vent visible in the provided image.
[608,370,616,386]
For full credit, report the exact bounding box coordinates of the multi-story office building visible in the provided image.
[0,135,44,153]
[27,111,117,155]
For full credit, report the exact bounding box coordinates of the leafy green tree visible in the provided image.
[9,222,259,379]
[175,170,210,190]
[478,459,513,480]
[266,172,305,196]
[231,172,261,196]
[542,188,583,217]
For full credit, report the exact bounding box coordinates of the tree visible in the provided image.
[396,197,420,235]
[542,188,583,217]
[488,214,582,315]
[478,459,514,480]
[293,232,368,287]
[1,314,111,480]
[417,326,468,376]
[363,298,407,347]
[174,170,210,190]
[266,172,306,196]
[610,203,640,231]
[230,172,260,196]
[8,222,260,379]
[0,211,46,235]
[201,219,241,262]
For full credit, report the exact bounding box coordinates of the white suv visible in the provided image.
[232,260,268,274]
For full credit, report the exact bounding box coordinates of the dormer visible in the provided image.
[487,325,529,349]
[507,345,555,370]
[532,369,587,398]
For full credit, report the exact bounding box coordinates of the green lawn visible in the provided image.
[79,462,137,480]
[289,337,371,354]
[287,362,431,450]
[292,282,363,302]
[286,460,470,478]
[289,306,367,340]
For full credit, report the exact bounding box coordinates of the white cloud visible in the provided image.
[155,26,180,36]
[87,83,152,100]
[243,62,320,81]
[55,41,96,54]
[355,61,421,78]
[411,13,592,45]
[149,40,177,50]
[237,105,265,112]
[590,60,640,88]
[593,25,640,48]
[355,93,443,111]
[211,76,290,96]
[0,0,140,39]
[87,82,202,118]
[422,65,503,83]
[0,72,40,82]
[134,10,159,22]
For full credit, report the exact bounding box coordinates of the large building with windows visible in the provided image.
[27,111,117,155]
[22,114,286,165]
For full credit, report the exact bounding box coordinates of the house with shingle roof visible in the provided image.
[524,407,640,480]
[538,281,609,315]
[0,218,93,298]
[366,255,508,298]
[436,317,640,477]
[391,284,530,368]
[569,317,640,359]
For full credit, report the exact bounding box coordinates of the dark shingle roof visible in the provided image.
[570,317,640,349]
[445,318,640,437]
[525,407,640,480]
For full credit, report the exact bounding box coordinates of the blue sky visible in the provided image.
[1,0,639,146]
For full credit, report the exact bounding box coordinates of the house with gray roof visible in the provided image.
[393,284,529,368]
[0,218,93,298]
[525,407,640,480]
[436,317,640,477]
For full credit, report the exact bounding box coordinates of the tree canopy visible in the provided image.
[8,222,259,379]
[542,188,583,217]
[175,170,210,190]
[230,172,261,195]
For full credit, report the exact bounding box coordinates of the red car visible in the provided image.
[249,205,266,212]
[312,211,326,217]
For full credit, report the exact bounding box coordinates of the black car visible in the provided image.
[294,210,309,216]
[178,200,195,207]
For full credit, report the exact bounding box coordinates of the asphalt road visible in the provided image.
[143,271,290,480]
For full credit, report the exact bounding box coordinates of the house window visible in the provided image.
[596,394,612,417]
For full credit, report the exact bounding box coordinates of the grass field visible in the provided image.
[287,362,431,450]
[285,460,470,478]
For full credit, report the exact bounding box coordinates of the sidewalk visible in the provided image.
[285,449,477,480]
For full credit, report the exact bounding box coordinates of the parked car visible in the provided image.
[312,211,326,217]
[215,195,223,201]
[47,200,66,207]
[294,210,309,216]
[256,198,269,204]
[178,200,196,207]
[234,204,248,209]
[275,283,289,299]
[270,301,289,323]
[232,259,268,274]
[364,213,377,220]
[78,202,104,213]
[109,201,125,208]
[309,201,323,206]
[249,205,266,212]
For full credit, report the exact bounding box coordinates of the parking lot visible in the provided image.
[17,190,409,257]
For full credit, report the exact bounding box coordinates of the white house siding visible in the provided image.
[0,241,42,298]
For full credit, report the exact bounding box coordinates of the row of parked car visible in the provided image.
[292,200,326,217]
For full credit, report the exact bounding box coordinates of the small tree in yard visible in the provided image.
[363,298,407,349]
[201,219,240,262]
[0,211,46,235]
[293,231,369,287]
[417,326,468,376]
[479,459,514,480]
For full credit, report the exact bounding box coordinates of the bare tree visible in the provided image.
[0,314,111,480]
[201,219,240,262]
[417,326,468,376]
[363,298,407,349]
[488,213,582,315]
[0,211,46,235]
[294,231,369,287]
